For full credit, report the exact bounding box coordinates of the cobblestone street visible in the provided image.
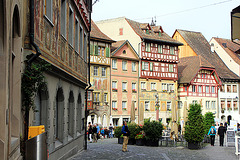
[69,138,239,160]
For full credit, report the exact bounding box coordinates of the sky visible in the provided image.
[92,0,239,41]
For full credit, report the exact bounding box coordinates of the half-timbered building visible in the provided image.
[96,17,182,125]
[23,0,92,159]
[110,40,139,126]
[88,20,115,127]
[173,30,240,124]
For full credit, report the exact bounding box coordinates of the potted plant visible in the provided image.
[132,89,137,93]
[114,126,123,144]
[135,132,145,146]
[143,119,163,146]
[203,112,214,143]
[127,123,138,145]
[112,108,118,111]
[184,103,205,149]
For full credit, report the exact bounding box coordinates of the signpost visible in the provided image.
[226,127,235,147]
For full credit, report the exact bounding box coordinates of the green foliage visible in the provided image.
[22,60,51,112]
[114,126,122,138]
[184,103,205,143]
[143,119,163,141]
[204,112,215,135]
[128,123,138,139]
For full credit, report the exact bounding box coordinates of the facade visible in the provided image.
[178,56,221,122]
[23,0,91,159]
[110,40,139,126]
[0,1,23,160]
[96,17,182,125]
[173,30,240,123]
[210,37,240,123]
[87,21,115,127]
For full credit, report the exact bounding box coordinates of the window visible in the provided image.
[221,100,225,110]
[206,101,210,109]
[220,85,225,92]
[184,86,188,91]
[112,81,117,90]
[206,86,209,93]
[101,47,105,56]
[192,100,197,104]
[87,91,91,100]
[192,85,196,92]
[145,101,149,111]
[170,47,174,55]
[167,102,171,111]
[45,0,53,21]
[102,67,106,77]
[56,89,64,142]
[169,64,173,72]
[132,83,136,91]
[150,62,153,71]
[69,8,73,45]
[93,66,98,76]
[227,85,231,92]
[211,101,216,109]
[122,60,127,71]
[178,101,183,109]
[112,59,117,69]
[227,101,232,110]
[158,45,162,53]
[104,93,107,102]
[211,86,215,93]
[80,27,83,57]
[162,83,167,91]
[84,34,87,61]
[98,46,101,56]
[167,84,174,91]
[198,85,202,93]
[146,29,149,34]
[60,0,66,36]
[68,93,74,137]
[119,28,123,35]
[112,101,117,109]
[132,62,136,72]
[233,85,237,93]
[146,43,150,52]
[142,61,149,70]
[122,82,127,91]
[75,20,79,51]
[151,83,156,90]
[141,82,146,90]
[93,92,100,102]
[122,101,127,109]
[233,101,238,110]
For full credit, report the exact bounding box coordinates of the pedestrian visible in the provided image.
[208,124,216,146]
[109,123,114,138]
[104,127,109,138]
[88,122,93,143]
[92,124,98,143]
[96,124,100,139]
[100,128,105,139]
[218,123,226,146]
[238,124,240,131]
[121,121,130,152]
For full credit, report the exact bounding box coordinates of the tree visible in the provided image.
[184,103,204,144]
[204,112,215,135]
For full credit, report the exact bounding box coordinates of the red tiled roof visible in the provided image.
[90,20,115,42]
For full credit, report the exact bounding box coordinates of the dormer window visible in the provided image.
[159,32,162,37]
[146,29,149,34]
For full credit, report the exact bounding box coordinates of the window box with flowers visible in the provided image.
[123,108,127,111]
[162,90,167,93]
[170,90,174,93]
[132,89,137,93]
[122,89,127,92]
[112,108,118,111]
[141,89,146,91]
[112,88,118,92]
[227,107,232,111]
[145,109,149,111]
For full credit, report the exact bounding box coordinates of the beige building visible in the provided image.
[0,1,23,160]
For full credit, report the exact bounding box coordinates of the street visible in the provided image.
[69,138,239,160]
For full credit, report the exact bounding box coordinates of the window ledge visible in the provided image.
[55,140,63,149]
[44,15,54,27]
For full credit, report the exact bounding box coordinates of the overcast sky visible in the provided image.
[92,0,239,41]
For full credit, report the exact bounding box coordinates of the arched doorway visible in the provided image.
[77,93,82,134]
[56,88,64,142]
[227,115,232,125]
[68,91,74,137]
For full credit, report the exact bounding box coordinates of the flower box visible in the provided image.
[145,109,149,111]
[122,89,127,92]
[132,89,137,93]
[112,88,118,92]
[122,108,127,111]
[112,108,118,111]
[162,90,167,92]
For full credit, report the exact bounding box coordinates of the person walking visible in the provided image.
[218,123,226,146]
[88,122,93,143]
[92,124,98,143]
[208,124,216,146]
[121,121,130,152]
[109,123,114,138]
[96,124,100,139]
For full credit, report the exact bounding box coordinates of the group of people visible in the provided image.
[207,123,227,146]
[87,122,114,143]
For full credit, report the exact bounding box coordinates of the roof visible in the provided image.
[176,29,240,81]
[90,20,115,43]
[125,18,183,46]
[178,56,215,83]
[212,37,240,65]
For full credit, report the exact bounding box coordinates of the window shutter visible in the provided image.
[94,45,98,55]
[90,44,93,55]
[150,62,153,71]
[106,47,110,57]
[142,61,144,70]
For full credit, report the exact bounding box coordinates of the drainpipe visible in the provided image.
[85,4,92,150]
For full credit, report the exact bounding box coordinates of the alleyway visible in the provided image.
[69,137,239,160]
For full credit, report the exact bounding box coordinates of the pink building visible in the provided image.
[110,40,140,126]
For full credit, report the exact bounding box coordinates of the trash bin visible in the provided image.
[26,132,48,160]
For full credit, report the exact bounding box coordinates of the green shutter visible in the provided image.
[90,44,93,55]
[150,62,153,71]
[106,47,110,57]
[94,45,98,55]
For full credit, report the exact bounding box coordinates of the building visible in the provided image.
[87,20,115,127]
[210,37,240,123]
[23,0,92,159]
[0,1,23,159]
[178,56,221,122]
[173,30,240,123]
[110,40,140,126]
[96,17,182,125]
